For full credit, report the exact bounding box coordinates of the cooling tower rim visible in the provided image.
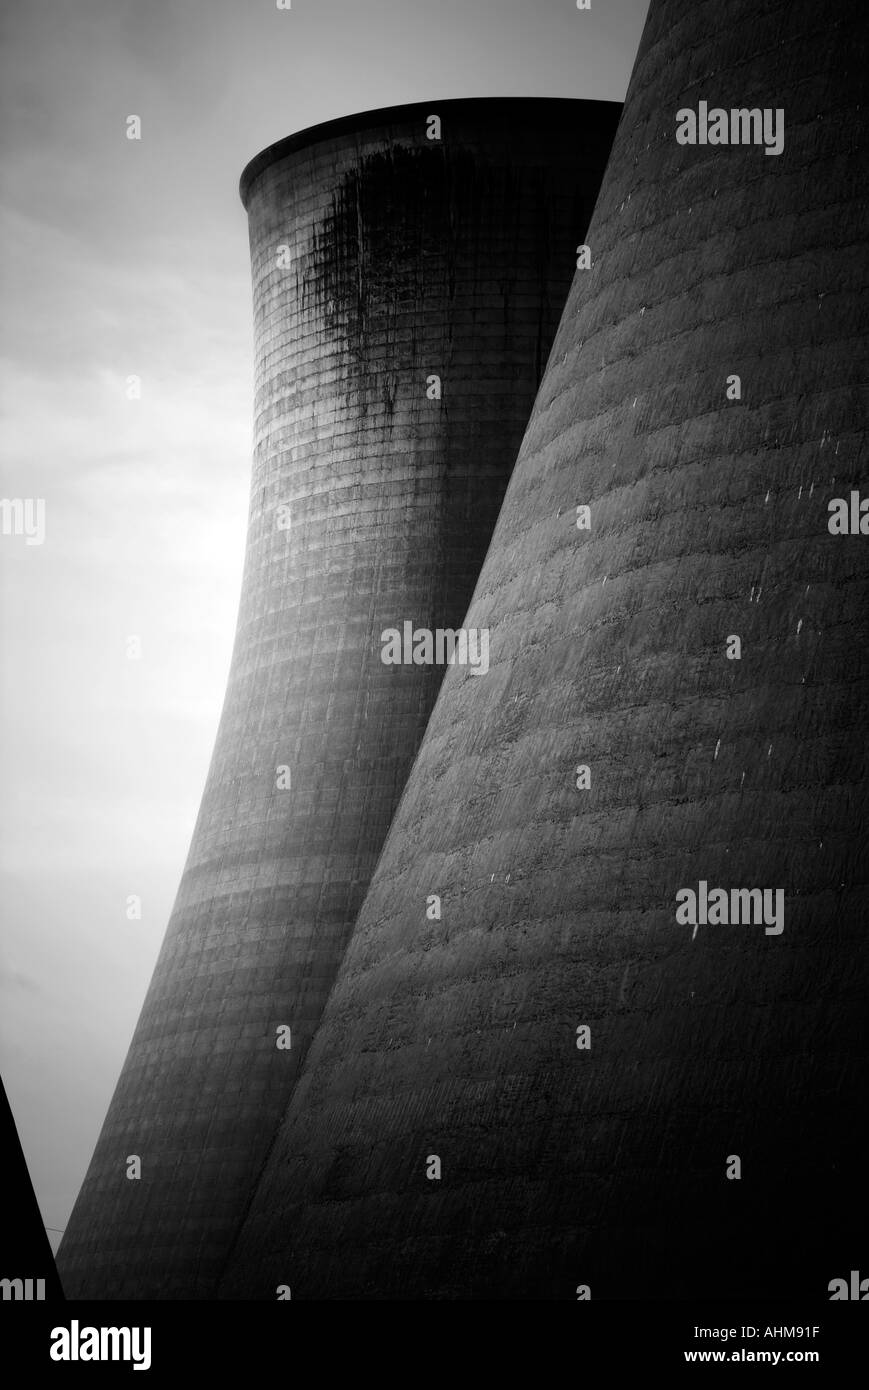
[239,95,622,209]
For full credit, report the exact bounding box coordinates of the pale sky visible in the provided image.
[0,0,650,1256]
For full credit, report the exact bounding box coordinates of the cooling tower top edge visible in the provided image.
[238,95,622,209]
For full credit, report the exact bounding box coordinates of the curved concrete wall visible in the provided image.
[221,4,869,1300]
[57,97,621,1299]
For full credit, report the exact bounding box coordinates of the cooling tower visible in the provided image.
[56,97,621,1299]
[220,2,869,1300]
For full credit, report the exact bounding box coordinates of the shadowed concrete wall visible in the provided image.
[56,97,621,1300]
[221,2,869,1300]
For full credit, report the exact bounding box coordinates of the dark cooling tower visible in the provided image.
[56,97,621,1300]
[220,2,869,1300]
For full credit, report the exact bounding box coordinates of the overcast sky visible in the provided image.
[0,0,650,1256]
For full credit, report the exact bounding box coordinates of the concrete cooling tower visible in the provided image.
[219,1,869,1299]
[57,97,622,1299]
